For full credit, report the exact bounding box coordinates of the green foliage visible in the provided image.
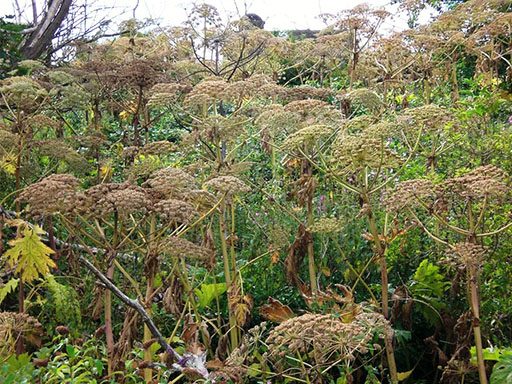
[194,283,227,309]
[0,353,34,384]
[44,275,81,327]
[489,353,512,384]
[410,260,449,326]
[0,16,25,79]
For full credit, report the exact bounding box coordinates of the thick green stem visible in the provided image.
[469,264,487,384]
[219,202,238,348]
[363,192,398,384]
[143,214,156,382]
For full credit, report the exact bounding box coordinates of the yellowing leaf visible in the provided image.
[397,368,414,381]
[100,164,113,181]
[1,153,17,175]
[2,226,56,283]
[0,278,19,304]
[4,219,27,229]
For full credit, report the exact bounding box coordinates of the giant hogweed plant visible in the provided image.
[386,165,512,384]
[14,168,219,381]
[293,102,431,383]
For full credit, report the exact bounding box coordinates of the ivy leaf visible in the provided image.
[2,225,56,283]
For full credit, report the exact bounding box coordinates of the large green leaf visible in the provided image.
[490,355,512,384]
[194,283,227,309]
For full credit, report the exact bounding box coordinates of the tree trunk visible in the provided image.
[20,0,72,60]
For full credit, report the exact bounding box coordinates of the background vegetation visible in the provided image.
[1,0,512,383]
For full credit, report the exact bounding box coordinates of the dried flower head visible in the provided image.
[399,105,455,132]
[143,167,197,197]
[0,76,47,111]
[256,105,301,137]
[35,140,89,174]
[17,174,80,218]
[384,179,435,212]
[341,88,382,111]
[197,115,247,143]
[281,124,335,153]
[443,165,509,200]
[204,175,250,196]
[0,312,42,354]
[265,310,389,365]
[344,115,377,133]
[0,129,17,150]
[333,133,401,170]
[188,79,228,101]
[125,155,162,180]
[447,242,487,269]
[153,199,198,224]
[310,216,344,234]
[183,189,217,214]
[140,141,179,156]
[164,237,213,260]
[364,121,397,139]
[148,82,189,106]
[286,86,334,101]
[83,182,150,217]
[17,60,46,73]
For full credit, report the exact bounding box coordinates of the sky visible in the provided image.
[1,0,435,34]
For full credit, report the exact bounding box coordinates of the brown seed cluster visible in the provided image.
[17,174,80,218]
[204,175,250,196]
[143,167,196,198]
[83,182,150,216]
[164,236,213,260]
[265,311,388,364]
[444,165,509,200]
[447,242,487,269]
[0,312,42,353]
[152,199,198,224]
[384,179,436,212]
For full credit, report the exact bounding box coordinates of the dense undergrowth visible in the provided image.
[1,1,512,383]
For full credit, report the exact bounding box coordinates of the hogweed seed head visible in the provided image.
[152,199,198,224]
[165,236,213,260]
[384,179,436,212]
[204,175,250,196]
[310,216,344,234]
[447,242,487,270]
[17,174,80,218]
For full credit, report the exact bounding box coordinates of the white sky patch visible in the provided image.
[1,0,436,34]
